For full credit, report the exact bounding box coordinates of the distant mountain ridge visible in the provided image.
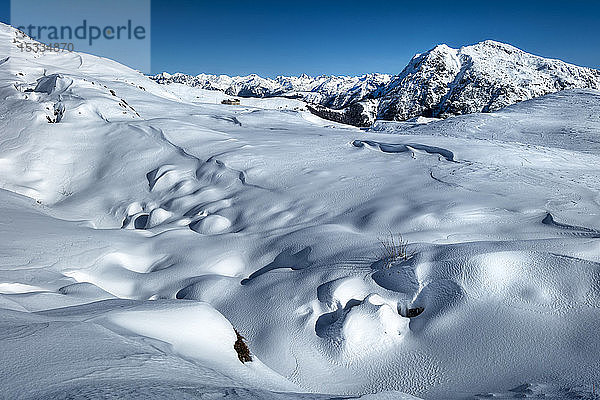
[151,40,600,126]
[151,71,391,110]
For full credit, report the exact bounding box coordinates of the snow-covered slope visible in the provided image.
[2,22,600,400]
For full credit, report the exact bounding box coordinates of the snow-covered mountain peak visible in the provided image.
[467,39,521,50]
[429,43,457,53]
[402,43,460,75]
[376,40,600,121]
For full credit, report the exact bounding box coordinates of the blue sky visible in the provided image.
[1,0,599,77]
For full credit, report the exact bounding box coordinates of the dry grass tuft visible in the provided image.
[379,231,411,268]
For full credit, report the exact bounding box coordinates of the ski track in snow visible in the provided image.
[1,24,600,400]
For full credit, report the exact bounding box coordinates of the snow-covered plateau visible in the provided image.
[1,23,600,399]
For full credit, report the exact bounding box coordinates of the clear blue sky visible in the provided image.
[1,0,599,77]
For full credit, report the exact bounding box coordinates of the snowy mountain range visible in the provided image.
[152,40,600,126]
[152,71,391,110]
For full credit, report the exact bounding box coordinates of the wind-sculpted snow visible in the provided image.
[351,139,456,161]
[1,22,600,400]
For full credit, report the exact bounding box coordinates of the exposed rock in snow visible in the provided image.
[307,99,379,127]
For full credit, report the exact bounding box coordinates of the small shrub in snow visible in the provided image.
[59,187,73,197]
[233,329,252,363]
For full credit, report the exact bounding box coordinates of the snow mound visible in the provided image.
[190,214,232,234]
